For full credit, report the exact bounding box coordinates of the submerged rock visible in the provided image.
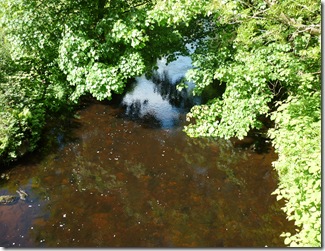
[0,195,18,205]
[0,189,28,205]
[16,189,28,200]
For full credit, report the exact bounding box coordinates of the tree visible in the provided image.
[0,28,46,161]
[0,0,208,160]
[178,0,321,247]
[1,0,208,101]
[0,0,321,246]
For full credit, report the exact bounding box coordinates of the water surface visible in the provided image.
[0,57,295,247]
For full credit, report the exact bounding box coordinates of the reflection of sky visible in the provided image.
[122,55,193,128]
[122,78,180,128]
[156,55,193,85]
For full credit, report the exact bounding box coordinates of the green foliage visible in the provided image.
[0,0,321,246]
[0,72,46,161]
[0,3,72,162]
[0,0,208,162]
[58,28,146,101]
[0,66,72,163]
[269,93,321,247]
[180,0,321,247]
[147,0,210,27]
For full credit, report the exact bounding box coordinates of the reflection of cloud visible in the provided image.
[156,55,193,86]
[122,79,180,128]
[121,53,198,129]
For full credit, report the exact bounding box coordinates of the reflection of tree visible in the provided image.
[70,156,125,193]
[177,135,248,188]
[121,98,162,128]
[20,103,295,247]
[121,68,199,129]
[124,99,142,118]
[126,162,146,179]
[26,148,292,247]
[151,70,197,109]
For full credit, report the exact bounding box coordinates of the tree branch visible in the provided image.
[279,12,321,35]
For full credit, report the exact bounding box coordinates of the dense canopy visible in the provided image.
[0,0,321,247]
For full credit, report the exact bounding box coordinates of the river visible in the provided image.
[0,55,295,247]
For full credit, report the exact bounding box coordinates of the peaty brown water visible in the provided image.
[0,65,295,247]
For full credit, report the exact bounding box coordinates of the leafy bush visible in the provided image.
[180,0,321,246]
[269,93,321,246]
[0,24,72,163]
[0,73,46,161]
[0,0,321,246]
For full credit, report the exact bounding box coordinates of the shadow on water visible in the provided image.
[0,57,296,247]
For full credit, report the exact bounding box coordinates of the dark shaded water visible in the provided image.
[0,58,295,247]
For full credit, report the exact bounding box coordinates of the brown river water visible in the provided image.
[0,58,295,247]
